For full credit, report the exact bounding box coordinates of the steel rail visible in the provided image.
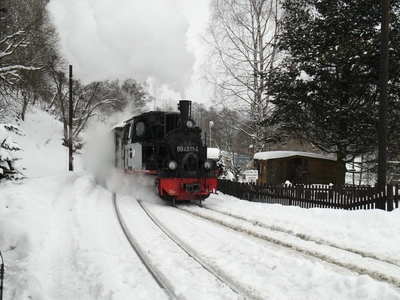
[177,205,400,288]
[137,200,251,300]
[112,194,176,300]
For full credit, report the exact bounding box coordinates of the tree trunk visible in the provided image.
[336,152,347,185]
[21,93,29,121]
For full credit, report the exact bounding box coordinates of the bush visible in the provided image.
[0,124,24,181]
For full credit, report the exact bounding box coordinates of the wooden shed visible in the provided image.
[254,151,344,185]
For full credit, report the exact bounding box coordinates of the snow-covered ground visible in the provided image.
[1,109,400,299]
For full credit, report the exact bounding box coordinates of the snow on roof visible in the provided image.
[207,147,220,159]
[254,151,336,161]
[111,121,125,129]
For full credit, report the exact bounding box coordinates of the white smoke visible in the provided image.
[47,0,195,92]
[81,121,160,202]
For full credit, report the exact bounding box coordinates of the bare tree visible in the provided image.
[0,0,58,120]
[203,0,280,153]
[0,31,39,83]
[48,67,150,149]
[49,75,123,147]
[121,79,153,116]
[192,102,253,174]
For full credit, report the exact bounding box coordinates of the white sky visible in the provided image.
[47,0,213,106]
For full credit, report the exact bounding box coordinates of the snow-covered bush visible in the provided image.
[0,124,24,181]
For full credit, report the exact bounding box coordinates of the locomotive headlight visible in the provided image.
[204,160,213,170]
[168,160,178,170]
[184,119,195,129]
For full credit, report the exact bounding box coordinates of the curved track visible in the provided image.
[113,194,246,300]
[113,194,175,299]
[177,204,400,288]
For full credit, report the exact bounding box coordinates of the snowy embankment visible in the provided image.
[199,195,400,266]
[0,109,400,299]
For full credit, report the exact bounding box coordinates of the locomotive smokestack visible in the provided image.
[178,100,192,126]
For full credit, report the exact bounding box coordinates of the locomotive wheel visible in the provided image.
[159,194,173,202]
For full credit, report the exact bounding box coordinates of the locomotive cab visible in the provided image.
[122,111,166,173]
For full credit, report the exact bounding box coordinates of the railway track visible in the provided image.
[177,204,400,289]
[112,194,175,299]
[113,194,247,300]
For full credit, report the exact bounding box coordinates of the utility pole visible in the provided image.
[0,0,2,40]
[209,121,214,147]
[69,65,73,171]
[0,250,4,300]
[377,0,389,209]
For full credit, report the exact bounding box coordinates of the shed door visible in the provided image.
[288,158,308,184]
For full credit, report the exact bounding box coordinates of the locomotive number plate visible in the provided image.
[176,145,199,152]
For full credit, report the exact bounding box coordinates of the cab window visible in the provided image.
[136,121,145,137]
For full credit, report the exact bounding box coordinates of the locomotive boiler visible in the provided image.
[114,100,218,204]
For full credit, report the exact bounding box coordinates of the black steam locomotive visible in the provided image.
[113,100,218,204]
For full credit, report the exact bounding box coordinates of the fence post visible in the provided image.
[387,184,393,211]
[235,181,240,199]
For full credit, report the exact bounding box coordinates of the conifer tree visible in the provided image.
[267,0,400,184]
[0,124,24,181]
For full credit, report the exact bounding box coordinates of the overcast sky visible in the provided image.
[47,0,212,105]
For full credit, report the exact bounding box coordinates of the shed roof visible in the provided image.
[254,151,336,161]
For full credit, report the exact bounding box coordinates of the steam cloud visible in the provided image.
[47,0,195,91]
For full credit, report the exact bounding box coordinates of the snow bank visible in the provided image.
[0,172,77,299]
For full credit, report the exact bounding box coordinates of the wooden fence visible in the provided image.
[217,180,400,211]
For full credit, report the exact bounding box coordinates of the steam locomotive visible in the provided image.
[113,100,218,204]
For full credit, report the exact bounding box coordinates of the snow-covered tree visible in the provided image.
[0,0,59,120]
[267,0,400,185]
[0,124,24,181]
